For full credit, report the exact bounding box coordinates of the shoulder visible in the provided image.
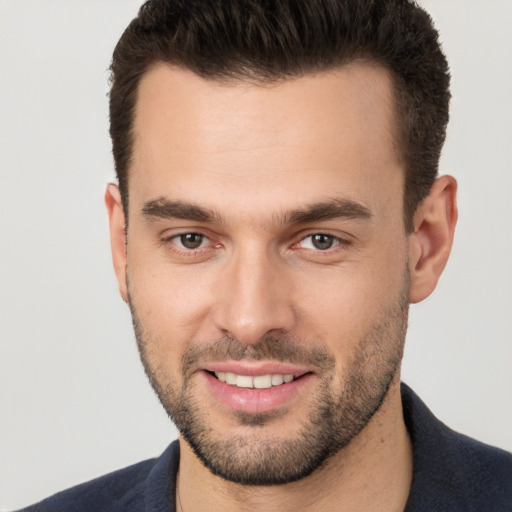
[17,441,179,512]
[19,459,155,512]
[437,427,512,509]
[402,383,512,512]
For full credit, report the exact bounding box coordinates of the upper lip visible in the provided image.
[202,361,312,378]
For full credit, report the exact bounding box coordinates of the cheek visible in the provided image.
[294,271,375,347]
[127,252,217,344]
[294,247,408,343]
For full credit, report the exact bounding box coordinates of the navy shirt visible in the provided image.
[19,384,512,511]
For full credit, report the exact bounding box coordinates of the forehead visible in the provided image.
[129,62,402,223]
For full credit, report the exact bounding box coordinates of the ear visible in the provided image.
[408,175,458,304]
[105,184,129,303]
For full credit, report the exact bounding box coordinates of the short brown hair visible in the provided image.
[109,0,450,230]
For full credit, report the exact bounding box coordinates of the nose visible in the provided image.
[212,246,296,345]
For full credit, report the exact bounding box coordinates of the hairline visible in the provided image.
[122,57,412,232]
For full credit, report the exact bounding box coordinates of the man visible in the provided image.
[19,0,512,511]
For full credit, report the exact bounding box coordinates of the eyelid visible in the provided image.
[297,234,341,250]
[293,231,352,248]
[160,229,217,253]
[173,232,208,250]
[159,228,352,257]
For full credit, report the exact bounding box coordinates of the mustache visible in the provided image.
[181,334,336,377]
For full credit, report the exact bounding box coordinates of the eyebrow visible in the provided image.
[278,198,372,225]
[142,198,223,224]
[141,197,372,226]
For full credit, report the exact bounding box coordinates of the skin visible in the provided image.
[106,62,457,511]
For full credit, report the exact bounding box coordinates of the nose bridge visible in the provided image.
[213,242,294,345]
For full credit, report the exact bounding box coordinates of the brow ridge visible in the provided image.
[279,198,372,225]
[142,198,222,223]
[141,197,372,226]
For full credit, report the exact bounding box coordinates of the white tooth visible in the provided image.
[225,372,237,385]
[253,375,272,389]
[271,374,284,386]
[217,371,226,382]
[236,375,254,388]
[283,374,294,383]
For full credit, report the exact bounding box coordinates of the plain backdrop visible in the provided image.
[1,1,511,509]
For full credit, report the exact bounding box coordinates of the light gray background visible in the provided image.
[1,1,511,509]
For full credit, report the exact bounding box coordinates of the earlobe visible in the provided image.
[408,175,458,304]
[104,184,129,303]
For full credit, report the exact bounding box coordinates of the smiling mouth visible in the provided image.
[210,371,305,389]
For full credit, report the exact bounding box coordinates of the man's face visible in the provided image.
[122,63,411,484]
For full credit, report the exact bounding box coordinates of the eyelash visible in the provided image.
[294,233,351,251]
[161,231,351,257]
[161,232,215,256]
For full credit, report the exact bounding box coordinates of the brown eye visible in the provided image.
[179,233,205,249]
[311,234,335,250]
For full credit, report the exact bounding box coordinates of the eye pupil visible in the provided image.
[312,234,333,250]
[180,233,203,249]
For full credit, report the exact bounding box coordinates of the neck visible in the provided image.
[176,379,412,512]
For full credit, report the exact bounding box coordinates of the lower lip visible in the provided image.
[202,371,315,414]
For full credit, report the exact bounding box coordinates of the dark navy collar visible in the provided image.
[137,383,512,512]
[402,382,512,512]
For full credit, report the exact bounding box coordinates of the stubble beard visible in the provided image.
[128,279,409,486]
